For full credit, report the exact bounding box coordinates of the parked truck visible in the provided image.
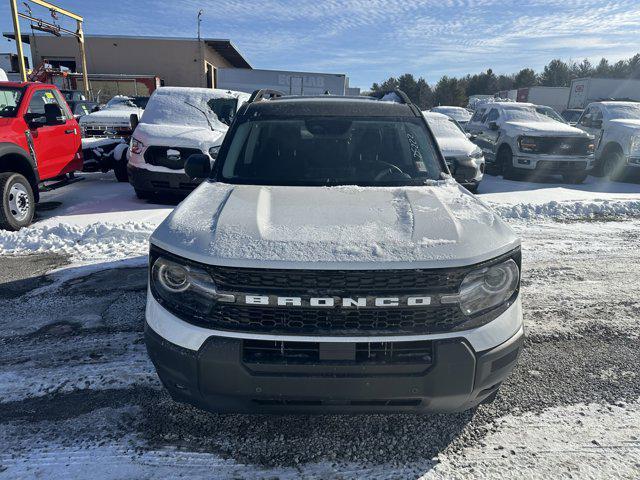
[568,78,640,110]
[514,87,570,114]
[215,68,349,95]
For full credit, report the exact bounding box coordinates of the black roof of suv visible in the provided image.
[238,91,420,118]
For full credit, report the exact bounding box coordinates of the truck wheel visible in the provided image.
[113,159,129,183]
[499,147,522,181]
[0,172,36,231]
[135,188,152,200]
[602,151,625,181]
[562,172,587,184]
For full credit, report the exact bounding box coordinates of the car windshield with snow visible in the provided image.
[466,102,595,184]
[144,91,523,414]
[126,87,250,199]
[423,111,485,192]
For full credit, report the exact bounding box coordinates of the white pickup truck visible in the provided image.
[575,101,640,180]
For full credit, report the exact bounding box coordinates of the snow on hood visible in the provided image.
[79,107,143,126]
[133,122,226,151]
[436,136,478,157]
[151,181,519,269]
[503,120,588,136]
[609,118,640,130]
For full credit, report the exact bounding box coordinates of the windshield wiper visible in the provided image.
[184,101,216,131]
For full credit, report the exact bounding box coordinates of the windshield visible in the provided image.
[0,87,23,118]
[502,106,556,123]
[535,106,566,123]
[427,116,467,140]
[141,90,238,128]
[562,110,583,123]
[606,103,640,120]
[218,116,443,186]
[105,96,148,110]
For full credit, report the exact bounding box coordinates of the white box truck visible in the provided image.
[215,68,348,96]
[568,78,640,109]
[516,87,570,113]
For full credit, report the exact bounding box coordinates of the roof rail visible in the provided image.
[370,89,421,116]
[247,89,286,103]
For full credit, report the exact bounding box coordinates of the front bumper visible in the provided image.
[513,153,594,171]
[145,296,524,413]
[127,164,202,195]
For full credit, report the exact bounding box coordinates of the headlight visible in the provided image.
[470,148,483,159]
[151,256,233,315]
[518,136,539,153]
[443,258,519,316]
[209,145,220,159]
[130,137,144,155]
[630,135,640,156]
[587,140,595,155]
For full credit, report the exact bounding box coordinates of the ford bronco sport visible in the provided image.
[144,90,524,413]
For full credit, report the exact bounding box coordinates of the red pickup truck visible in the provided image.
[0,81,83,230]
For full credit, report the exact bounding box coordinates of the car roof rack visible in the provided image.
[247,89,286,103]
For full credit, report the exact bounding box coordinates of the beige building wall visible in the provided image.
[29,35,235,87]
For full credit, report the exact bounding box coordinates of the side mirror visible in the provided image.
[184,154,211,179]
[130,113,139,130]
[488,121,499,131]
[44,103,65,126]
[466,132,477,141]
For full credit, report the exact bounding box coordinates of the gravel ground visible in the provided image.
[0,218,639,479]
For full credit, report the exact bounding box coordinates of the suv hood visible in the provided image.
[134,122,227,150]
[436,136,478,157]
[79,107,143,127]
[504,120,588,137]
[151,181,519,269]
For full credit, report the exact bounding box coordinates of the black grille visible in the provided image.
[243,339,433,365]
[533,137,591,155]
[203,304,464,335]
[144,146,203,170]
[207,266,465,294]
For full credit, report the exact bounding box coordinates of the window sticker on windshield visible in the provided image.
[44,92,54,99]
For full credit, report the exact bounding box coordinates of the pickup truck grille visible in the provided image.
[533,137,592,155]
[144,146,202,170]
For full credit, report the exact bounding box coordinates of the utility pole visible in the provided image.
[9,0,27,82]
[197,9,203,40]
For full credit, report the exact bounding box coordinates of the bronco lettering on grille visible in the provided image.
[240,295,432,308]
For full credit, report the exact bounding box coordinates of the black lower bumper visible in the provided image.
[127,164,202,195]
[145,324,523,414]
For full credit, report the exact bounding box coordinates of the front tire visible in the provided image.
[113,159,129,183]
[562,172,587,184]
[499,146,522,181]
[0,172,35,231]
[602,150,626,181]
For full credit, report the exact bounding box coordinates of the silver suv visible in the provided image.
[466,102,595,183]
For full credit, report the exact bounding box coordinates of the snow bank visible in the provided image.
[0,222,156,261]
[490,198,640,220]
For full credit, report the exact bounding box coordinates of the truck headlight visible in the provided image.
[151,256,233,315]
[518,136,540,153]
[452,259,520,316]
[130,137,144,155]
[630,135,640,156]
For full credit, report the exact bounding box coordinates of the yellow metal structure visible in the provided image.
[8,0,90,96]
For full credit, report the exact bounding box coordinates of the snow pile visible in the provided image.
[490,198,640,220]
[0,221,156,261]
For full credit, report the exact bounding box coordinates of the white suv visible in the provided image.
[144,91,523,414]
[127,87,250,199]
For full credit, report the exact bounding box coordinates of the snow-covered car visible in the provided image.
[423,111,484,192]
[79,95,148,138]
[466,102,595,183]
[127,87,250,199]
[144,91,524,414]
[575,101,640,180]
[431,106,472,127]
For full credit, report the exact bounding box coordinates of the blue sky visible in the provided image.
[2,0,640,89]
